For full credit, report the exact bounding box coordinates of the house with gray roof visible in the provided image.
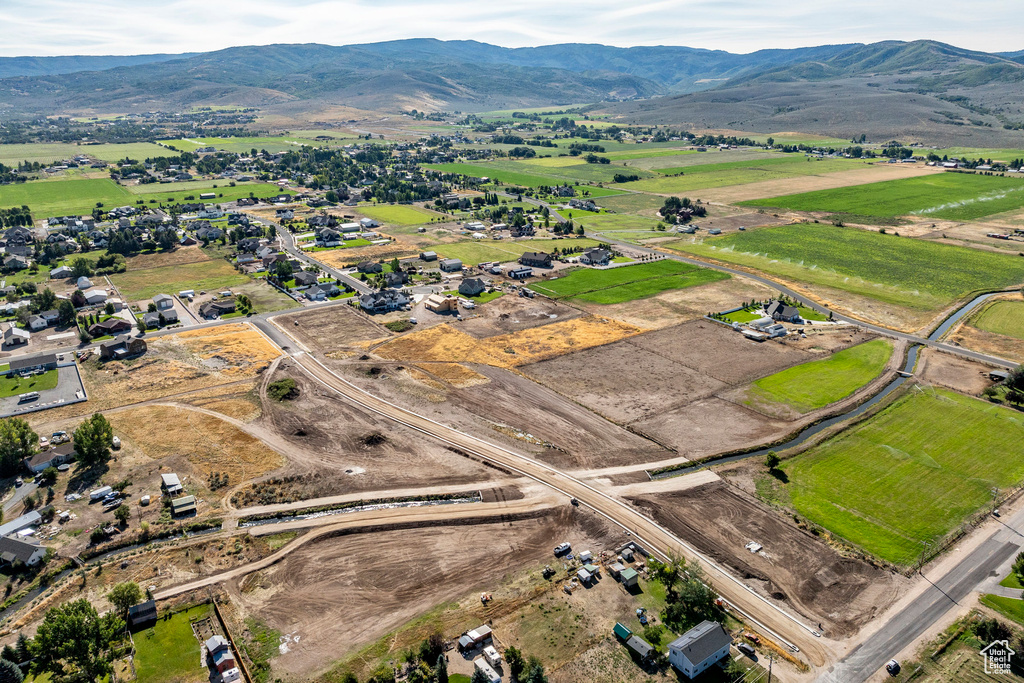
[0,536,46,566]
[668,620,732,678]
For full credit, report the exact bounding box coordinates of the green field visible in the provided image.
[530,259,729,304]
[573,213,662,232]
[594,193,665,213]
[484,158,654,184]
[436,237,601,264]
[422,162,562,188]
[359,204,441,226]
[620,157,866,194]
[749,339,893,412]
[0,142,169,165]
[133,604,211,683]
[668,223,1024,310]
[0,369,59,398]
[741,172,1024,221]
[981,595,1024,626]
[784,388,1024,564]
[111,260,249,301]
[128,179,261,195]
[972,299,1024,339]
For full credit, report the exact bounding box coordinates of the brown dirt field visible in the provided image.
[414,362,490,388]
[126,245,211,271]
[277,305,390,355]
[110,405,285,481]
[949,324,1024,364]
[324,360,673,470]
[374,316,644,368]
[455,295,584,339]
[691,210,791,233]
[227,507,620,680]
[629,482,907,637]
[313,238,421,267]
[573,274,777,331]
[175,323,282,376]
[177,381,262,422]
[699,164,940,204]
[917,348,1001,396]
[631,397,791,457]
[249,361,502,498]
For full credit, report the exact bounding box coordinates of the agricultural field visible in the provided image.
[436,237,602,264]
[741,171,1024,221]
[131,182,290,206]
[970,299,1024,340]
[132,604,211,683]
[166,134,337,154]
[0,141,168,165]
[358,204,440,226]
[783,388,1024,565]
[483,158,656,184]
[747,339,893,413]
[127,179,262,195]
[422,162,563,188]
[593,193,666,213]
[530,260,729,304]
[111,259,250,301]
[619,157,866,194]
[668,223,1024,311]
[571,213,662,233]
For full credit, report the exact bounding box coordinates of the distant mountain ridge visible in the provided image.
[0,53,196,78]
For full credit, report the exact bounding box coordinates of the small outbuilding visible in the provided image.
[171,495,197,517]
[127,600,158,629]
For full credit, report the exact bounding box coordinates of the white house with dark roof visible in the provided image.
[0,536,46,566]
[668,620,732,678]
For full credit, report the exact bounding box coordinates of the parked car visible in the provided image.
[737,643,756,657]
[885,660,900,676]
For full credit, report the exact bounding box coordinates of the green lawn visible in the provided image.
[464,290,504,304]
[594,193,666,213]
[423,162,563,188]
[436,237,601,265]
[667,223,1024,311]
[721,307,762,323]
[1000,572,1024,589]
[981,595,1024,626]
[784,388,1024,565]
[0,142,168,165]
[619,157,866,194]
[0,369,59,399]
[972,300,1024,340]
[530,259,729,304]
[359,204,441,226]
[573,213,662,232]
[133,604,211,683]
[749,339,893,413]
[740,172,1024,221]
[111,260,249,301]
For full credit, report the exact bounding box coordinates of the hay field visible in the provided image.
[375,316,642,367]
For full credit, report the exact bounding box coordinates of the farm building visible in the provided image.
[50,265,73,279]
[161,473,183,495]
[153,294,174,310]
[440,258,463,272]
[84,289,108,305]
[0,511,42,538]
[608,562,625,579]
[620,567,639,588]
[626,634,655,662]
[419,251,438,261]
[76,276,93,290]
[508,267,532,280]
[425,294,458,313]
[170,495,197,517]
[127,600,158,629]
[457,625,493,652]
[4,327,29,346]
[519,252,552,268]
[668,621,732,678]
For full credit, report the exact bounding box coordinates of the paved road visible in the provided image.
[253,216,371,294]
[3,482,37,514]
[820,507,1024,682]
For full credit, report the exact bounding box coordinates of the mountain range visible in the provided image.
[2,39,1024,144]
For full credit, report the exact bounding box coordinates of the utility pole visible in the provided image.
[767,653,773,683]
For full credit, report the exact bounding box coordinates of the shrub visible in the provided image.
[267,378,298,401]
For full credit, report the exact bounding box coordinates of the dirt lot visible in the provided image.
[455,295,584,339]
[916,348,1002,396]
[228,507,620,680]
[276,304,391,355]
[949,323,1024,364]
[629,482,907,637]
[248,361,503,498]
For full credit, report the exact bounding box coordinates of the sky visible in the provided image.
[0,0,1020,57]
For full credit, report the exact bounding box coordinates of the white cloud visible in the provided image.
[0,0,1019,56]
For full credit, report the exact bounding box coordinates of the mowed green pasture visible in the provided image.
[359,204,440,226]
[971,299,1024,339]
[740,172,1024,221]
[784,388,1024,565]
[572,213,662,232]
[133,604,210,683]
[668,223,1024,310]
[620,157,866,194]
[530,260,729,304]
[484,158,656,184]
[0,142,168,165]
[112,259,249,301]
[437,238,601,265]
[422,162,562,188]
[749,339,893,413]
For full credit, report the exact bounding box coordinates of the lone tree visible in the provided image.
[114,504,131,526]
[765,451,781,471]
[0,417,37,477]
[32,598,124,682]
[73,413,114,466]
[107,581,142,617]
[504,647,525,681]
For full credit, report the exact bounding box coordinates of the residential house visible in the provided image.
[4,327,29,346]
[359,288,409,313]
[554,185,575,197]
[99,335,147,360]
[27,316,47,332]
[519,252,552,268]
[383,271,407,288]
[39,310,59,326]
[316,228,343,247]
[143,310,178,328]
[10,353,57,374]
[50,265,73,279]
[196,225,223,241]
[199,299,236,319]
[459,278,487,297]
[24,443,76,473]
[0,536,46,567]
[425,294,458,313]
[579,248,610,266]
[307,215,338,229]
[766,300,801,323]
[292,271,319,287]
[237,238,261,253]
[305,283,341,301]
[206,635,230,658]
[4,226,32,244]
[153,294,174,310]
[3,256,28,272]
[440,258,463,272]
[357,261,383,274]
[88,318,132,337]
[667,621,733,679]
